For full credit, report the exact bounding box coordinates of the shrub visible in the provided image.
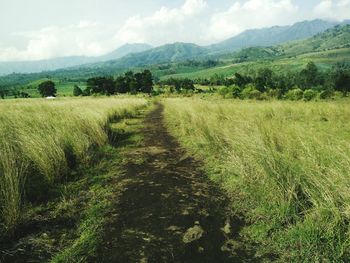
[218,85,241,99]
[266,89,282,99]
[73,85,83,96]
[231,85,242,98]
[285,88,304,100]
[333,91,344,99]
[319,89,334,99]
[303,89,317,101]
[241,85,262,100]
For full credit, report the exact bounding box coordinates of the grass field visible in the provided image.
[0,97,147,233]
[160,48,350,80]
[163,98,350,261]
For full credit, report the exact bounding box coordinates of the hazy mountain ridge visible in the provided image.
[79,43,208,70]
[0,19,349,80]
[210,19,341,53]
[0,43,152,76]
[0,19,347,76]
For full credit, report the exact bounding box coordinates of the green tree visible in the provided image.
[87,77,115,95]
[115,76,127,93]
[299,62,319,89]
[334,71,350,96]
[129,80,138,94]
[140,70,153,93]
[73,85,83,96]
[254,68,274,92]
[38,81,57,97]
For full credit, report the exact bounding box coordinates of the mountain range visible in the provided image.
[210,19,340,53]
[0,43,152,76]
[0,19,349,76]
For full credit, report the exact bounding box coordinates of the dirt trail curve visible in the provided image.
[97,103,255,263]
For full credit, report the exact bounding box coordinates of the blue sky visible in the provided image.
[0,0,349,61]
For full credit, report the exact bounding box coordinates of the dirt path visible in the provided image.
[97,103,255,262]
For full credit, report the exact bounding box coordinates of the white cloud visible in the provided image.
[0,22,119,61]
[0,0,349,62]
[313,0,350,20]
[115,0,208,45]
[182,0,208,15]
[207,0,300,42]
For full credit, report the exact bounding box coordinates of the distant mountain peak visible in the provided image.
[101,43,153,60]
[210,19,343,53]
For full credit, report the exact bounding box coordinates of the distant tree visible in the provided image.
[87,77,115,95]
[0,90,5,99]
[38,80,57,97]
[19,91,30,98]
[334,71,350,96]
[254,68,274,92]
[82,87,91,96]
[102,78,116,95]
[209,74,225,86]
[233,73,252,88]
[134,72,144,92]
[124,71,135,92]
[299,62,320,89]
[73,85,83,96]
[140,70,153,93]
[115,76,128,93]
[129,80,138,94]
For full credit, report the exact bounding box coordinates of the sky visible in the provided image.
[0,0,349,61]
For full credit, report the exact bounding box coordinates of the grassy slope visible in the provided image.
[163,98,350,262]
[0,97,147,231]
[0,97,150,262]
[160,25,350,80]
[160,48,350,80]
[1,25,349,94]
[51,114,147,262]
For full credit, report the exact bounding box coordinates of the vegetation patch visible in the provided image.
[163,98,350,262]
[0,97,148,262]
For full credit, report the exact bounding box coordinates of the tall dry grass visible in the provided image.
[0,97,147,232]
[163,98,350,261]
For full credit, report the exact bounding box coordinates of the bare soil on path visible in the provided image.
[97,104,256,263]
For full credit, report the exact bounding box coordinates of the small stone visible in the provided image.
[221,240,241,252]
[221,220,231,235]
[182,210,190,215]
[167,225,181,231]
[183,224,204,243]
[198,246,204,253]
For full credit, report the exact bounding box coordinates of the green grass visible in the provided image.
[163,97,350,262]
[0,97,147,233]
[50,106,149,262]
[160,48,350,80]
[16,80,87,98]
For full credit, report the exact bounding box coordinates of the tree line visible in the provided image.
[1,62,349,100]
[157,62,350,99]
[74,70,153,96]
[22,70,154,98]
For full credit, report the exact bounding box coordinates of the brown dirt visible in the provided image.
[96,103,257,263]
